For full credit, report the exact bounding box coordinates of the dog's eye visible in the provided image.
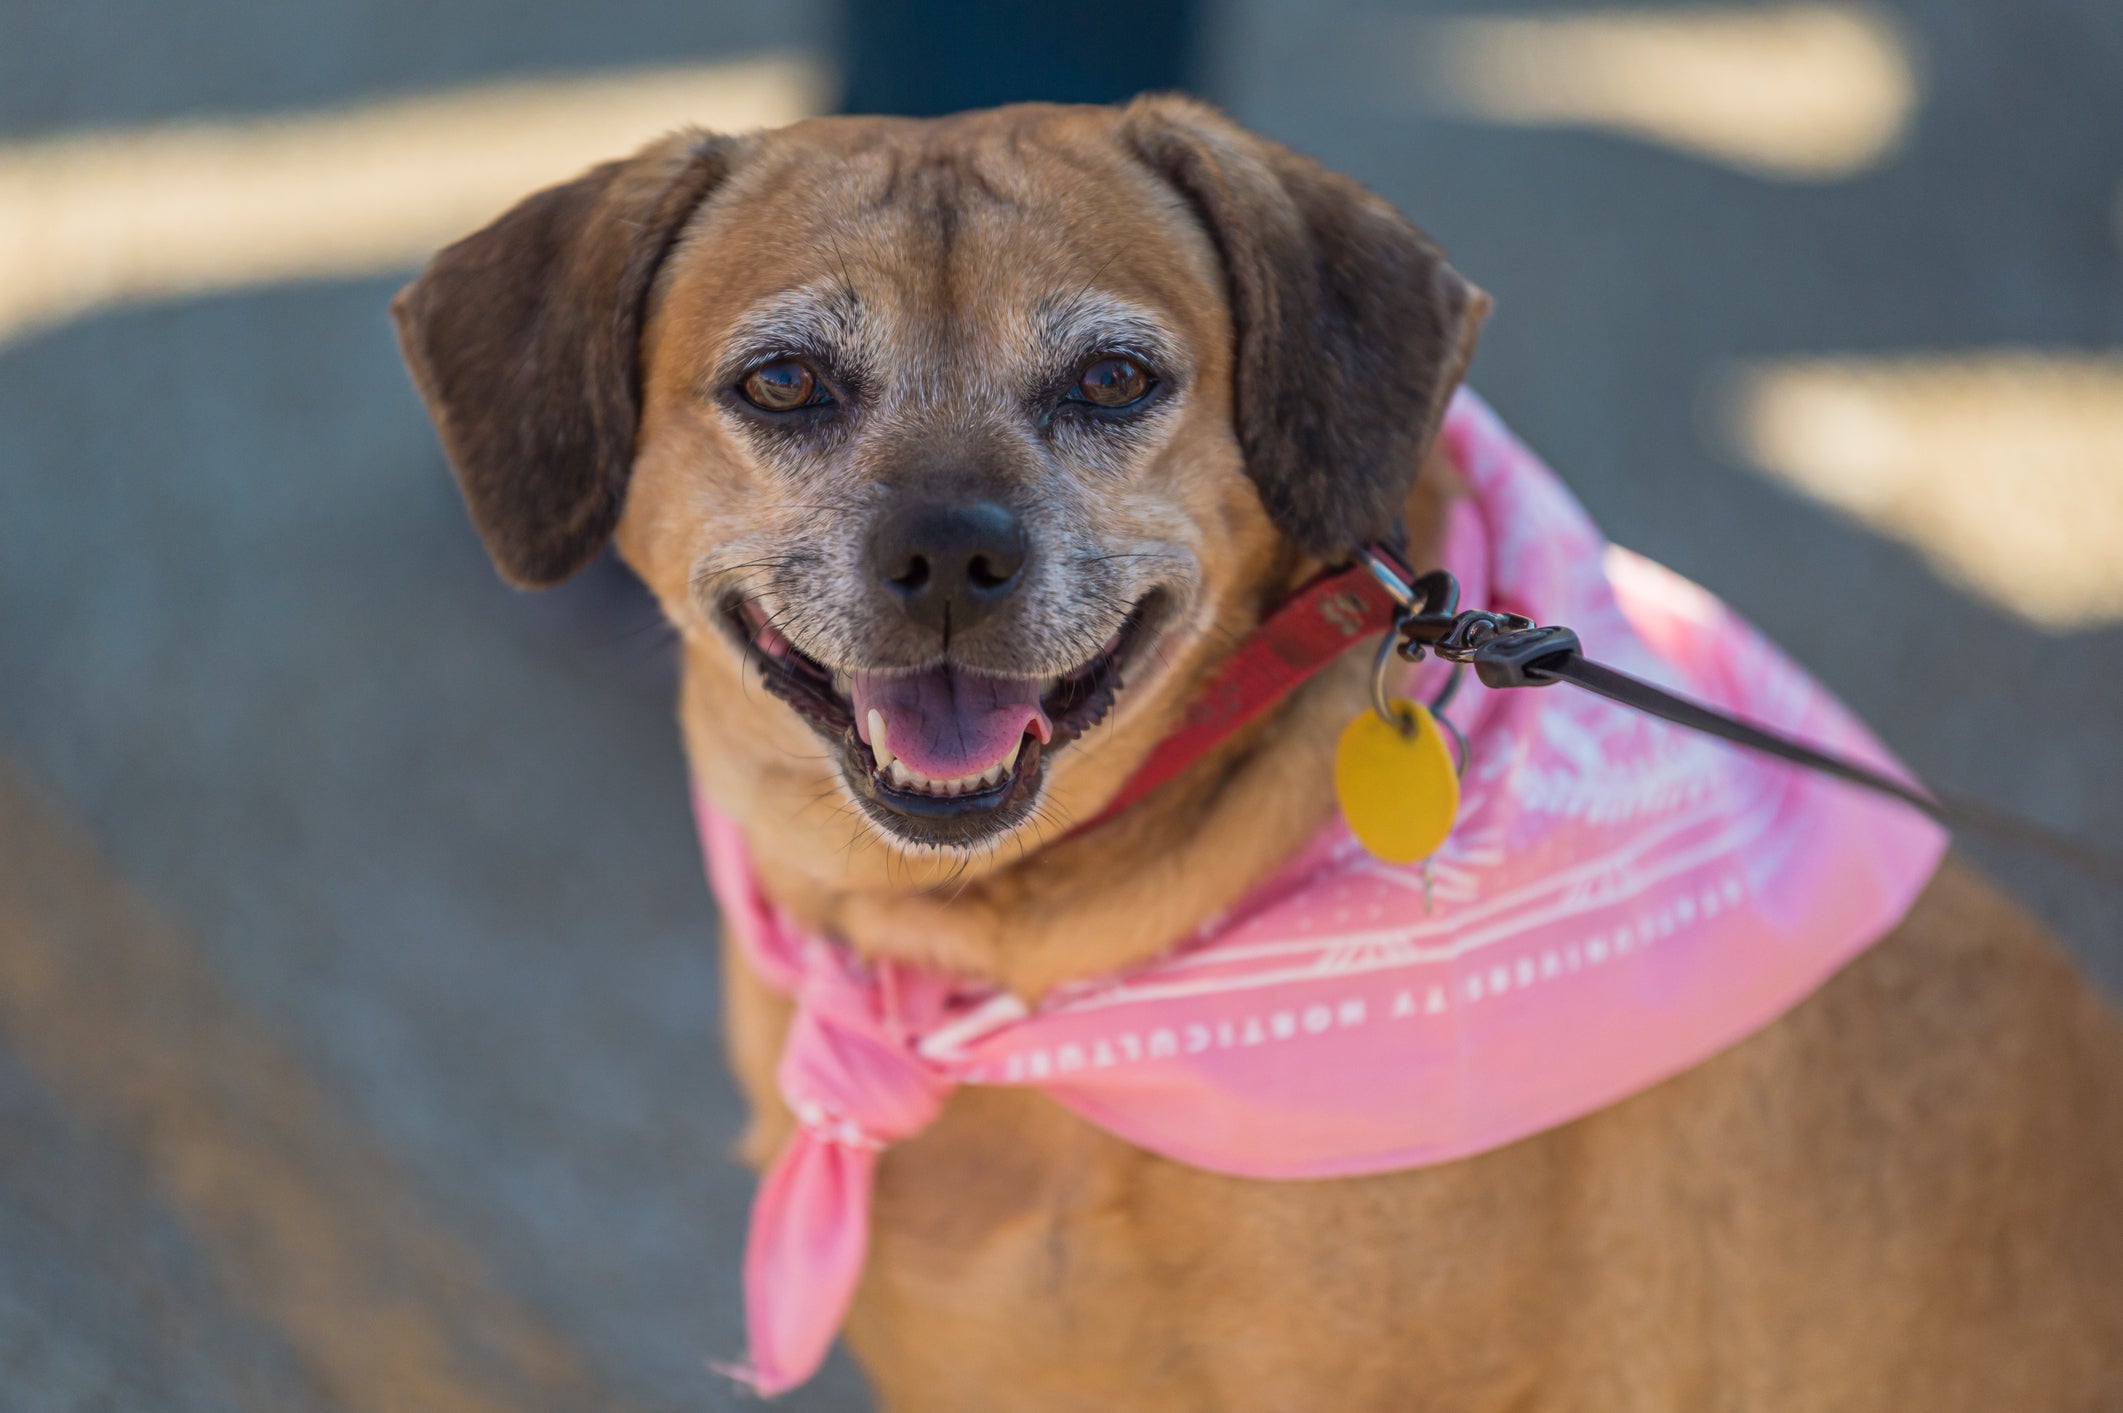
[738,360,828,412]
[1072,356,1153,409]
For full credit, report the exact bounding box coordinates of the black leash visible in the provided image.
[1379,564,2123,884]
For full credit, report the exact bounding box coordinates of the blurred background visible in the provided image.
[2,0,2120,1408]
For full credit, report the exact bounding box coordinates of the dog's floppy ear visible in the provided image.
[391,130,736,587]
[1124,97,1489,561]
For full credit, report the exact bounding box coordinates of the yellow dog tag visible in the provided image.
[1335,700,1460,864]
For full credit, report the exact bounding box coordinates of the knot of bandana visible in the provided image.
[735,944,955,1394]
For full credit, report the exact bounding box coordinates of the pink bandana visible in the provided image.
[697,391,1948,1394]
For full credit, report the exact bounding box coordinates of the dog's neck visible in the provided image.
[701,452,1467,1001]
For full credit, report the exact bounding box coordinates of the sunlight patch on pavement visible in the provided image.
[1396,5,1917,180]
[0,56,827,350]
[1725,354,2123,628]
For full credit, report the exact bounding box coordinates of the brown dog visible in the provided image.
[394,98,2123,1410]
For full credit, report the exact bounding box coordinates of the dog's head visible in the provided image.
[393,98,1485,866]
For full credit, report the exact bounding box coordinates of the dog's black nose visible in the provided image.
[870,499,1027,634]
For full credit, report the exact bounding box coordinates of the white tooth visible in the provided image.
[888,759,915,789]
[1000,737,1022,773]
[867,710,895,772]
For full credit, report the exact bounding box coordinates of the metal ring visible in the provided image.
[1363,552,1417,611]
[1370,620,1417,736]
[1438,712,1469,778]
[1429,663,1469,776]
[1377,623,1472,749]
[1429,661,1465,717]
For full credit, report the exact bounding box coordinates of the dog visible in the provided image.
[394,97,2123,1410]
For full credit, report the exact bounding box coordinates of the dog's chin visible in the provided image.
[718,593,1170,853]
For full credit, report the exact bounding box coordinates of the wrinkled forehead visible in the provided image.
[657,114,1227,388]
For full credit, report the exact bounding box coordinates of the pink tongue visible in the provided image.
[851,667,1052,779]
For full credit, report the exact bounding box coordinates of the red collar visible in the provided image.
[1083,547,1413,829]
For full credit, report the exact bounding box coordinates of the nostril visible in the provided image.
[966,553,1015,591]
[892,555,932,592]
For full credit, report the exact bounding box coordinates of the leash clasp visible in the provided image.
[1368,562,1529,665]
[1372,562,1578,685]
[1363,557,1581,718]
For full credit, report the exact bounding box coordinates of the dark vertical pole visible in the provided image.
[838,0,1201,116]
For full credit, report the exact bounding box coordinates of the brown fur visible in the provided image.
[394,97,2123,1408]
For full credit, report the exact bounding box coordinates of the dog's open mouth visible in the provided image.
[719,595,1161,847]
